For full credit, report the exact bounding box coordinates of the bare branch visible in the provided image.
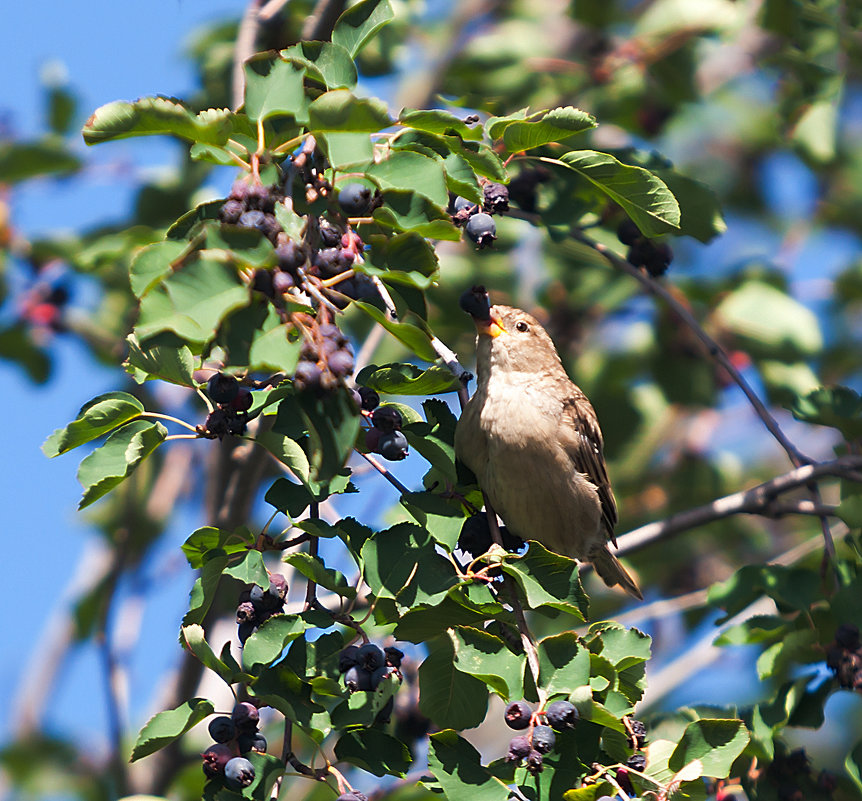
[302,0,347,41]
[356,450,411,495]
[232,0,265,111]
[611,455,862,558]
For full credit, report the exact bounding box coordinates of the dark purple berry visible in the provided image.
[249,585,266,605]
[338,183,374,217]
[230,389,253,412]
[371,406,402,433]
[224,756,256,789]
[231,701,260,732]
[378,431,408,461]
[328,348,354,378]
[238,209,267,231]
[627,718,647,749]
[384,646,404,667]
[482,182,509,214]
[357,386,380,411]
[364,427,382,453]
[260,213,282,243]
[506,735,532,761]
[531,724,555,754]
[229,180,249,201]
[344,665,374,692]
[319,221,342,248]
[545,700,578,731]
[458,285,491,320]
[626,753,646,771]
[644,242,673,277]
[238,732,267,753]
[208,372,239,405]
[465,213,496,248]
[276,240,306,273]
[370,666,389,688]
[208,716,236,743]
[617,218,642,246]
[526,749,544,774]
[504,700,532,730]
[273,271,296,293]
[294,360,323,390]
[319,322,346,344]
[236,601,257,625]
[238,620,256,644]
[220,199,244,224]
[336,793,368,801]
[251,268,274,296]
[246,184,275,212]
[202,743,233,777]
[268,573,288,602]
[339,645,360,673]
[358,643,386,671]
[315,248,343,278]
[453,195,478,214]
[835,624,860,650]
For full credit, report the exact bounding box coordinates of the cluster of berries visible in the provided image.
[617,219,673,277]
[753,747,838,801]
[457,512,524,559]
[825,623,862,691]
[450,181,509,249]
[201,701,266,789]
[339,642,404,724]
[294,318,356,394]
[363,405,409,461]
[503,699,579,775]
[199,372,254,439]
[236,574,289,645]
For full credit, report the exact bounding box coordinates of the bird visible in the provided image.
[454,299,643,600]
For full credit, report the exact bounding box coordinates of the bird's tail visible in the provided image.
[589,545,643,600]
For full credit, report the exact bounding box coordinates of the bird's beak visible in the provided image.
[474,311,505,338]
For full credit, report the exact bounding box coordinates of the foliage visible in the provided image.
[3,1,862,801]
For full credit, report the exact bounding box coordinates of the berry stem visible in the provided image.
[140,412,199,433]
[165,434,202,441]
[355,450,411,495]
[270,132,309,156]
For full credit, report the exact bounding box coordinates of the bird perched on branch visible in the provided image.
[455,288,643,600]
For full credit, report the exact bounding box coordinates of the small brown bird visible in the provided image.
[455,301,643,600]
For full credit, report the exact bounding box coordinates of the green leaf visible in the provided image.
[399,108,484,141]
[502,542,589,620]
[181,625,236,684]
[224,550,270,587]
[320,131,374,169]
[0,139,80,183]
[241,615,307,673]
[361,523,458,609]
[446,137,508,182]
[426,730,510,801]
[130,698,214,761]
[283,553,356,597]
[400,491,465,551]
[243,55,308,123]
[587,622,652,668]
[537,632,590,696]
[846,739,862,793]
[668,719,749,779]
[297,387,360,484]
[394,590,505,643]
[789,386,862,440]
[181,527,256,568]
[167,199,226,239]
[281,41,357,89]
[264,477,313,518]
[655,169,726,243]
[83,97,233,145]
[562,783,617,800]
[372,188,461,240]
[332,0,395,58]
[129,240,188,297]
[357,363,459,395]
[308,90,391,131]
[330,674,400,728]
[363,231,440,289]
[248,322,302,375]
[76,420,167,509]
[354,302,438,362]
[545,151,680,236]
[449,626,524,699]
[714,281,822,360]
[135,257,250,346]
[254,430,311,483]
[43,391,145,457]
[334,729,412,777]
[708,564,821,619]
[485,108,530,140]
[501,106,596,152]
[124,333,196,386]
[367,150,448,206]
[443,152,483,203]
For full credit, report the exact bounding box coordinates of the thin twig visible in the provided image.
[304,503,320,611]
[430,336,472,408]
[356,450,411,494]
[607,455,862,560]
[301,0,348,40]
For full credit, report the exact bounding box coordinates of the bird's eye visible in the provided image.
[515,321,529,333]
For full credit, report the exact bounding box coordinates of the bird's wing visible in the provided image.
[561,389,618,544]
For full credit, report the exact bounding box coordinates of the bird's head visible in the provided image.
[470,304,563,375]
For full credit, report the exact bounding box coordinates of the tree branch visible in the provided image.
[609,455,862,559]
